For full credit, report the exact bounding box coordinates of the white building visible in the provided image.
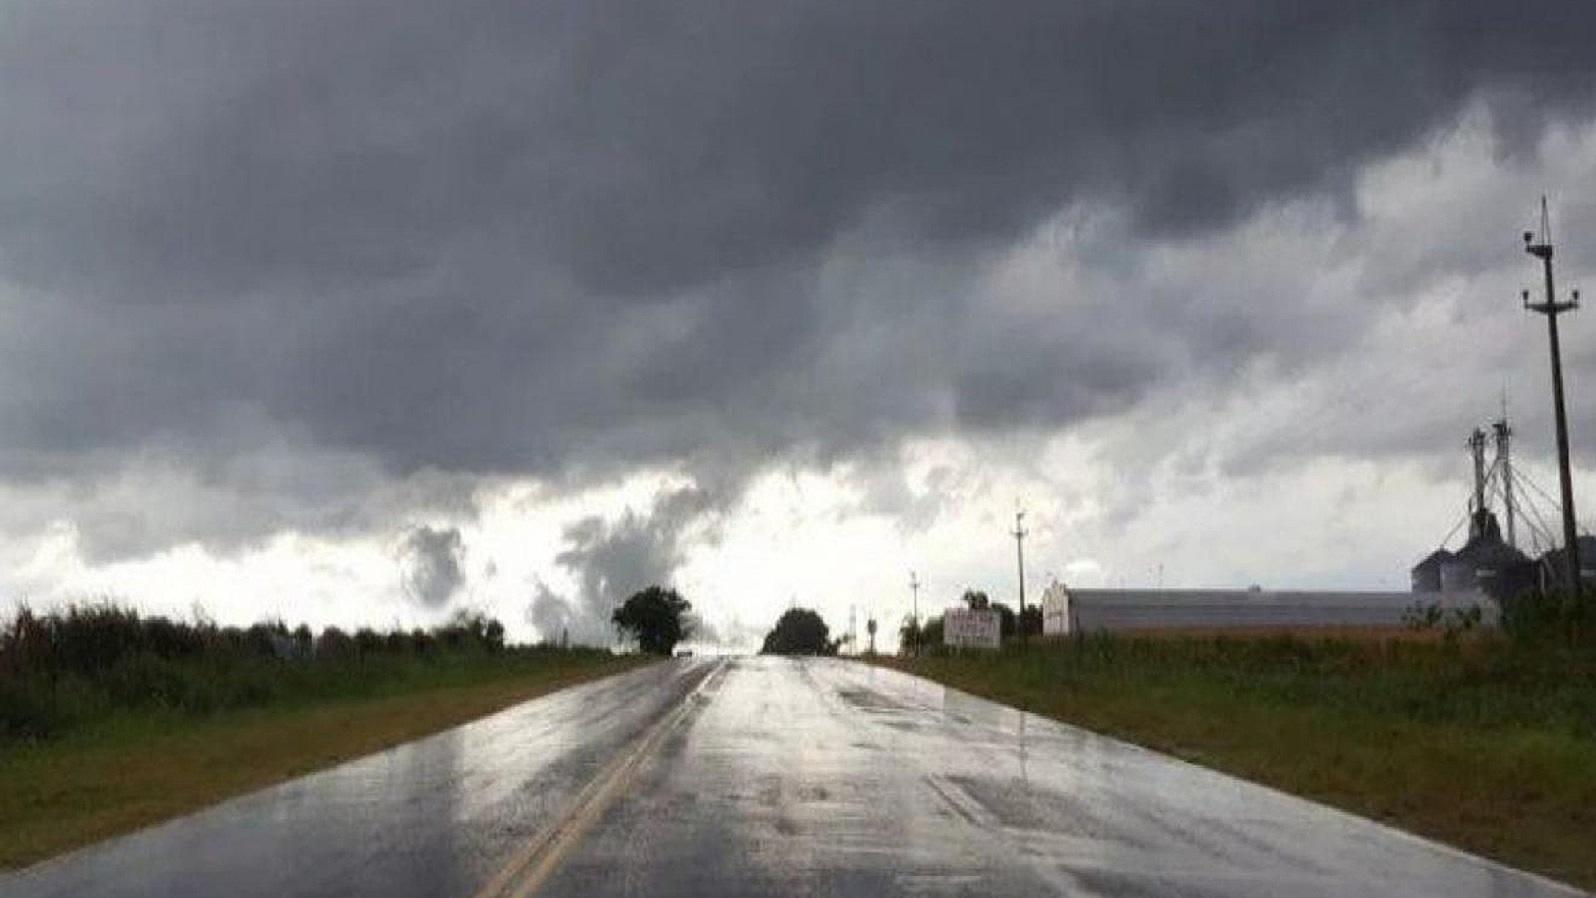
[1038,581,1493,634]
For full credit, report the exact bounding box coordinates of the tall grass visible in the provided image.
[931,629,1596,736]
[0,603,586,745]
[1500,588,1596,647]
[914,589,1596,736]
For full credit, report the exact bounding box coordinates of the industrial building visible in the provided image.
[1410,419,1588,600]
[1411,507,1534,599]
[1029,417,1575,637]
[1533,534,1596,588]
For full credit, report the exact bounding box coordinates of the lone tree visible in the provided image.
[612,586,692,656]
[760,608,837,655]
[1019,604,1042,636]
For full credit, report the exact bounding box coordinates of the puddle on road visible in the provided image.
[834,687,912,713]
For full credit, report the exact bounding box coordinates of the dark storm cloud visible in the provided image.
[528,486,715,643]
[3,0,1596,554]
[398,524,466,607]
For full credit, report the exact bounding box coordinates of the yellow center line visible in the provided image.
[473,659,724,898]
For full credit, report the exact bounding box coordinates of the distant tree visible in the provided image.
[865,616,878,655]
[991,602,1017,639]
[612,586,693,656]
[1019,605,1042,637]
[315,626,354,658]
[898,615,921,655]
[435,610,507,652]
[408,627,435,655]
[484,617,506,650]
[760,608,837,655]
[961,589,990,610]
[920,615,944,648]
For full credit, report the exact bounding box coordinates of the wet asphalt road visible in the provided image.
[3,656,1587,898]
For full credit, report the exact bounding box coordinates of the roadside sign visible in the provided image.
[944,608,1000,649]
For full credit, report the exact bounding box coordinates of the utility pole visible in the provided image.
[1522,197,1583,593]
[909,570,921,657]
[1494,415,1517,550]
[1013,508,1028,645]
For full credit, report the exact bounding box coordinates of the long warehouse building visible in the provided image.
[1039,584,1494,634]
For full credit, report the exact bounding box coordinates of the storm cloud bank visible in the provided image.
[2,1,1596,564]
[526,486,716,643]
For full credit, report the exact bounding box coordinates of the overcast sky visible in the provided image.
[5,1,1596,649]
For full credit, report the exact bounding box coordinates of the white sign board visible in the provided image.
[944,608,1001,649]
[1041,581,1071,636]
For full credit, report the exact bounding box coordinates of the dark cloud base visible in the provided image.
[2,1,1595,561]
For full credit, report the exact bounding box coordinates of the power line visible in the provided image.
[1516,465,1567,525]
[1486,453,1560,554]
[1499,469,1557,554]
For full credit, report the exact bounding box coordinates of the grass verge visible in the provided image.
[878,634,1596,890]
[0,651,648,870]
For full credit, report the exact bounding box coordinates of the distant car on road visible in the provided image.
[674,649,694,658]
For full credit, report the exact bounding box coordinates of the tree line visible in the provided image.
[898,588,1041,655]
[0,603,549,743]
[610,587,841,656]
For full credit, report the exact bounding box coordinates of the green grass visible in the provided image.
[881,634,1596,890]
[1,604,536,741]
[0,649,650,870]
